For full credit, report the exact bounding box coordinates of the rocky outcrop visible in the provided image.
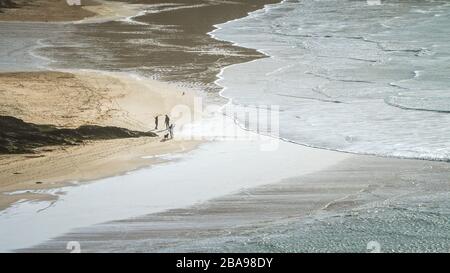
[0,115,157,154]
[0,0,16,9]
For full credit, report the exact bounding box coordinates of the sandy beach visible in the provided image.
[0,0,281,230]
[0,70,200,210]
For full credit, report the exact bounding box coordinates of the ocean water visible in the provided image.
[213,0,450,161]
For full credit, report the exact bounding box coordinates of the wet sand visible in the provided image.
[34,0,281,96]
[0,0,282,221]
[0,70,200,210]
[0,0,143,23]
[22,153,450,252]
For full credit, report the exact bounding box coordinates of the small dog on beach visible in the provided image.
[160,133,170,142]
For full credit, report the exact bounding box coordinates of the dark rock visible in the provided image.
[0,115,157,154]
[0,0,16,10]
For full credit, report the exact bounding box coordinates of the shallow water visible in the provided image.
[0,122,348,252]
[30,0,277,101]
[0,22,63,71]
[213,0,450,161]
[163,195,450,253]
[150,159,450,253]
[194,194,450,253]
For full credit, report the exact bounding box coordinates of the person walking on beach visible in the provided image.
[154,116,159,130]
[169,124,175,139]
[165,114,170,129]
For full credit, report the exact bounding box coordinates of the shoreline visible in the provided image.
[3,0,448,253]
[0,70,202,211]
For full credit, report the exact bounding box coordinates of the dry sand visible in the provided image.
[0,70,201,210]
